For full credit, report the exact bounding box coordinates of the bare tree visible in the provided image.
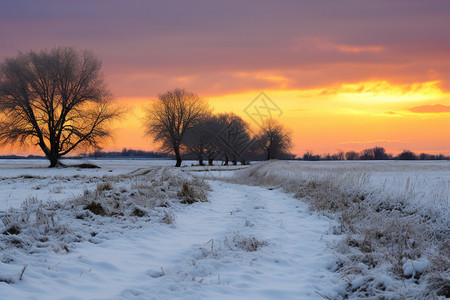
[184,115,226,166]
[0,46,121,167]
[256,119,292,160]
[183,116,212,166]
[345,151,360,160]
[303,150,320,161]
[203,116,225,165]
[360,146,389,160]
[215,113,252,165]
[144,88,209,167]
[397,150,417,160]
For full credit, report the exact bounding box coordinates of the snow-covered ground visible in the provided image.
[0,159,338,299]
[0,159,204,211]
[228,160,450,298]
[0,159,449,299]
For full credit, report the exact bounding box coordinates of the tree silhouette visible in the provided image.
[255,119,292,160]
[144,88,209,167]
[0,46,120,167]
[215,113,252,165]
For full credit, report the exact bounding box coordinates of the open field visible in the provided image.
[0,159,449,299]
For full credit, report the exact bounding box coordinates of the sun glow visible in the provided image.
[2,81,449,156]
[100,80,450,156]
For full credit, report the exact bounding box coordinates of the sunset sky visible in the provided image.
[1,0,450,156]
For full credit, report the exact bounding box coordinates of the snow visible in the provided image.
[403,259,429,278]
[1,159,448,299]
[0,159,197,211]
[0,160,338,299]
[228,160,450,298]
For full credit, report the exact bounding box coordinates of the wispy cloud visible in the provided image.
[408,104,450,113]
[385,111,401,115]
[335,44,385,54]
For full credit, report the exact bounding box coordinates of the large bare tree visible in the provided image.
[144,88,209,167]
[0,46,120,167]
[256,119,292,160]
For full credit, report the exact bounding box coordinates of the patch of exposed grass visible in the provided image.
[3,225,20,235]
[96,182,113,191]
[85,201,105,215]
[232,235,268,252]
[160,211,175,225]
[178,181,208,204]
[131,207,146,217]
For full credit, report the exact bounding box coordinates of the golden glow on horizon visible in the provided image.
[1,81,449,156]
[107,80,450,155]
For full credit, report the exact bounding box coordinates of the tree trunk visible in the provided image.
[208,158,213,166]
[48,153,60,168]
[197,151,204,166]
[224,154,229,166]
[267,151,271,160]
[174,145,182,167]
[232,159,237,165]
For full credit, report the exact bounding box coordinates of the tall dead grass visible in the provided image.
[228,161,449,298]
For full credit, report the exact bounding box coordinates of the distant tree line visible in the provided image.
[86,148,171,159]
[301,147,449,161]
[0,154,45,159]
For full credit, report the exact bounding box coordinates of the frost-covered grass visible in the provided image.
[0,159,201,210]
[1,159,448,299]
[0,167,209,272]
[0,161,338,299]
[227,160,450,299]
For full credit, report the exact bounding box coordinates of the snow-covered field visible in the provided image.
[0,159,449,299]
[228,160,450,298]
[0,159,194,211]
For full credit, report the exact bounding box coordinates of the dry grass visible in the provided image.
[160,211,176,225]
[177,180,209,204]
[227,161,450,298]
[96,182,113,191]
[231,234,268,252]
[0,167,210,257]
[84,201,106,216]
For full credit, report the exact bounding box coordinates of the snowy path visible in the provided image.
[1,180,339,299]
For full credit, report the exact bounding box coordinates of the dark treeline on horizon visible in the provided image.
[2,146,448,163]
[87,148,171,159]
[301,147,449,161]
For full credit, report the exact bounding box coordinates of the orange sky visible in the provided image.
[1,1,450,156]
[107,80,450,156]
